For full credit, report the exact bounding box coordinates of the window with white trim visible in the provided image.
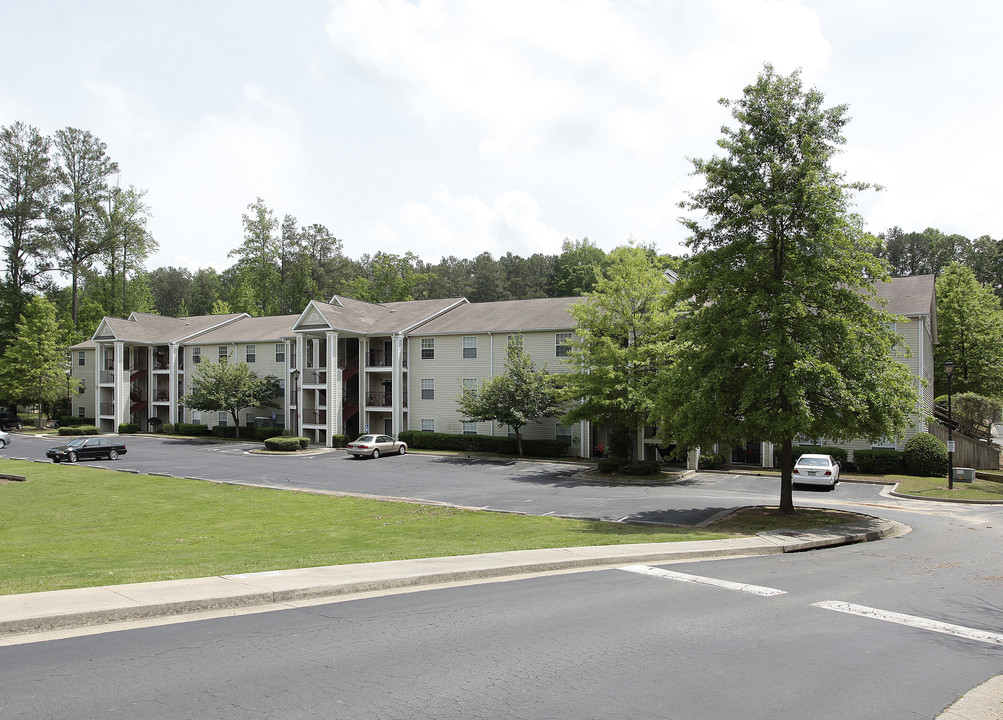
[556,423,572,443]
[275,343,285,363]
[421,338,434,360]
[507,333,522,347]
[78,406,85,418]
[462,421,477,434]
[421,378,434,400]
[421,419,434,432]
[245,344,255,363]
[556,333,572,357]
[218,411,228,426]
[192,347,201,364]
[78,380,85,394]
[462,378,477,396]
[78,351,86,366]
[192,410,202,424]
[871,437,895,449]
[462,336,477,358]
[218,346,228,362]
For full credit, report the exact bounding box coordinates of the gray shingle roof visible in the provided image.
[414,296,582,334]
[300,296,467,335]
[190,315,300,344]
[93,313,248,344]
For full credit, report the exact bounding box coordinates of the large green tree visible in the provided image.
[553,237,607,297]
[655,65,917,514]
[186,357,280,438]
[98,185,158,317]
[0,296,77,425]
[48,127,119,327]
[933,263,1003,397]
[456,335,562,456]
[229,198,279,315]
[0,122,55,345]
[561,244,676,458]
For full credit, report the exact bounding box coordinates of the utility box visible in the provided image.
[953,467,976,483]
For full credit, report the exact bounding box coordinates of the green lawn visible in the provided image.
[891,475,1003,501]
[0,459,738,596]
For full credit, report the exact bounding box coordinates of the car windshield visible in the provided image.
[797,457,829,467]
[66,438,88,447]
[355,435,377,443]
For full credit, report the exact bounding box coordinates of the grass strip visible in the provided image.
[0,460,734,596]
[891,476,1003,501]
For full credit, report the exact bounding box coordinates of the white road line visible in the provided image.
[620,565,787,596]
[813,601,1003,646]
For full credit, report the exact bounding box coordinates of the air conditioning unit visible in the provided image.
[953,467,976,483]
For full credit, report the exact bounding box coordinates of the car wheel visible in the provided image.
[0,439,6,449]
[109,449,118,460]
[68,451,77,463]
[398,444,406,455]
[372,448,381,459]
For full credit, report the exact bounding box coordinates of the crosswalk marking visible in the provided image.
[813,601,1003,646]
[619,565,787,596]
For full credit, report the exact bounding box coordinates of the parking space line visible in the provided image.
[620,565,787,596]
[813,601,1003,646]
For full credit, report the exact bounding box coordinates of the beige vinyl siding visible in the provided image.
[71,348,97,420]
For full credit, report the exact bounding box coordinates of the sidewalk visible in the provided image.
[0,516,899,639]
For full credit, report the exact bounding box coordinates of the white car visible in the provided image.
[792,453,840,489]
[0,429,9,449]
[346,434,407,459]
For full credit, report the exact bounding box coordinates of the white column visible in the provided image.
[391,334,404,436]
[169,344,179,424]
[284,340,293,430]
[114,342,127,431]
[762,442,774,468]
[326,331,339,447]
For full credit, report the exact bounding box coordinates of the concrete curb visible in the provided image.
[0,518,901,638]
[935,675,1003,719]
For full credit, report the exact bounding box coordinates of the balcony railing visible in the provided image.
[99,403,115,415]
[302,368,327,385]
[100,370,115,384]
[366,351,408,369]
[365,391,406,407]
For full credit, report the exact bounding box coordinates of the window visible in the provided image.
[462,421,477,435]
[192,347,201,364]
[78,380,85,394]
[871,437,895,449]
[245,344,255,363]
[278,378,286,398]
[218,346,228,362]
[245,414,255,428]
[462,378,477,396]
[462,336,477,358]
[507,333,522,347]
[556,333,572,357]
[275,343,285,363]
[218,411,228,426]
[421,338,434,359]
[78,407,85,418]
[192,410,202,424]
[556,423,572,443]
[421,378,434,400]
[421,419,434,432]
[77,351,85,366]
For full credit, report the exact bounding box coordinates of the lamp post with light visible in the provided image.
[945,360,955,490]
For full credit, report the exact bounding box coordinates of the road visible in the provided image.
[2,434,1001,718]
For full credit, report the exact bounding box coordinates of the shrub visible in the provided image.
[624,460,662,476]
[254,427,285,441]
[57,417,95,428]
[397,430,571,457]
[265,436,303,452]
[597,457,627,474]
[852,448,904,474]
[161,423,175,435]
[699,452,725,470]
[175,423,211,436]
[903,432,949,477]
[330,434,348,448]
[58,425,100,436]
[118,423,140,434]
[211,425,238,438]
[298,436,311,449]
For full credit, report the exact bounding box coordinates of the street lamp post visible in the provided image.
[945,360,955,490]
[290,369,300,436]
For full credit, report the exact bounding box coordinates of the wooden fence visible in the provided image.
[928,422,1000,470]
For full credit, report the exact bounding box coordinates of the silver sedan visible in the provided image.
[346,434,407,459]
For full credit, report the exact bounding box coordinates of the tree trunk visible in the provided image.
[514,427,524,457]
[778,437,795,515]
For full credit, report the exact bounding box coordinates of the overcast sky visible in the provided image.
[2,0,1000,272]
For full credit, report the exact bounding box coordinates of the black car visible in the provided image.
[46,437,127,463]
[0,412,24,430]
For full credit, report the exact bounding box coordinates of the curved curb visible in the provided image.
[888,485,1003,505]
[935,674,1003,719]
[0,518,902,640]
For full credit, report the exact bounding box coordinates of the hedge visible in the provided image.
[57,425,100,436]
[174,423,212,436]
[57,417,95,427]
[852,448,904,474]
[397,430,571,458]
[118,423,140,434]
[264,436,310,452]
[903,432,949,477]
[699,452,725,470]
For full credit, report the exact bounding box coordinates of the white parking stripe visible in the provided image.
[813,601,1003,646]
[620,565,787,596]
